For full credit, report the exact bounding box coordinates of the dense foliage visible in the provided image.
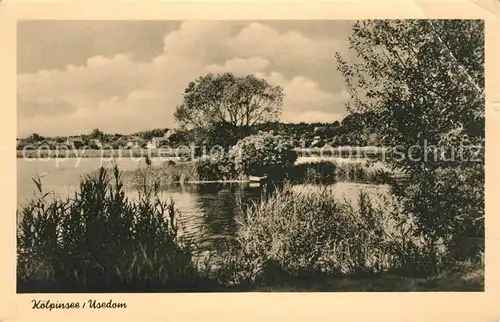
[195,153,238,181]
[336,19,485,258]
[229,132,298,177]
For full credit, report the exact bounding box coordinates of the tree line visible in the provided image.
[18,112,381,150]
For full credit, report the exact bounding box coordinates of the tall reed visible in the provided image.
[17,166,215,292]
[213,184,450,288]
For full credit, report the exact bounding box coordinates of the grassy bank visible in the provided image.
[17,167,483,292]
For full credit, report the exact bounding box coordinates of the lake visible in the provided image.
[17,158,389,251]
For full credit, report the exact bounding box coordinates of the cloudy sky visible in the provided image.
[17,20,355,137]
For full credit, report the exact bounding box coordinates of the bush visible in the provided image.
[229,131,297,177]
[195,153,237,181]
[17,166,484,292]
[17,167,214,292]
[391,164,484,260]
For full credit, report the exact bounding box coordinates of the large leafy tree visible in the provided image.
[174,73,284,129]
[336,20,484,259]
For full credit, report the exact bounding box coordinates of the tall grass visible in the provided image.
[212,184,481,289]
[287,161,392,184]
[17,166,216,293]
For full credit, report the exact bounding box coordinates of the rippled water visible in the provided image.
[17,158,389,250]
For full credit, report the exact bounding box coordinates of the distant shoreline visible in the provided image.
[17,147,389,159]
[17,149,182,159]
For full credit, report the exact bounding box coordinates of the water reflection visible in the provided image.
[165,182,274,251]
[192,183,241,250]
[120,181,291,252]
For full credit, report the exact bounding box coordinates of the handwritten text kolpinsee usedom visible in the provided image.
[31,299,127,310]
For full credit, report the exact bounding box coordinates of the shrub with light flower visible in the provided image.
[228,131,297,176]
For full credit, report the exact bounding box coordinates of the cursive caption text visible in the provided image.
[31,299,127,311]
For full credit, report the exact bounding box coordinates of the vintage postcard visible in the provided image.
[1,0,499,321]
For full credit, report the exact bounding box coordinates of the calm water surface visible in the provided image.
[17,158,389,250]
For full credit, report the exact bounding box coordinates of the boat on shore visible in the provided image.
[249,175,268,183]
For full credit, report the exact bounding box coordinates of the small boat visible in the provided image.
[249,175,268,182]
[179,155,192,162]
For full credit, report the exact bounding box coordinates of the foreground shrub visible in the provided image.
[17,167,214,292]
[214,185,458,288]
[391,164,484,261]
[17,166,484,292]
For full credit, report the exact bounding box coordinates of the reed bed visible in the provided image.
[211,184,483,289]
[17,166,216,293]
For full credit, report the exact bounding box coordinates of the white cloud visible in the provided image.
[17,21,349,137]
[228,23,340,63]
[256,72,349,116]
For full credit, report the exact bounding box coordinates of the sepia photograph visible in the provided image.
[15,18,485,294]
